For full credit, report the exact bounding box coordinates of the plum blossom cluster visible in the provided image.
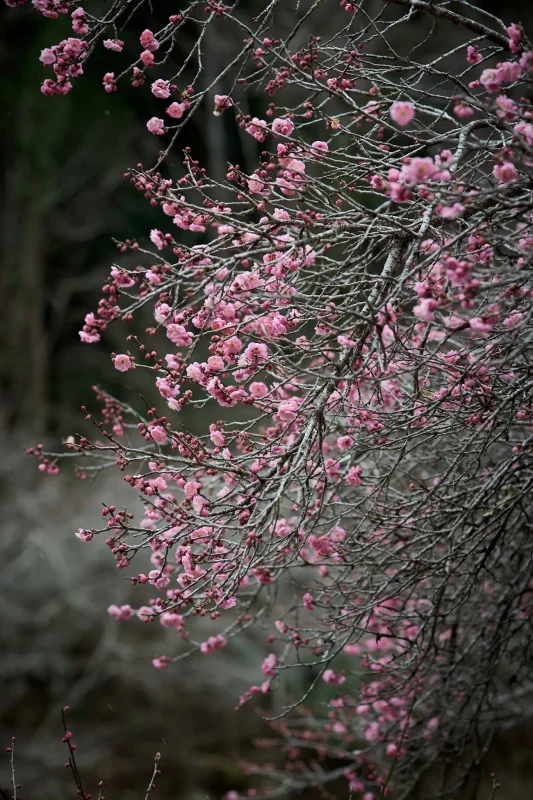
[16,1,533,798]
[39,35,88,95]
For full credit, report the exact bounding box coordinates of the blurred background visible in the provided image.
[2,1,533,797]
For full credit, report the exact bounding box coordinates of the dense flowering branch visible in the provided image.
[12,0,533,796]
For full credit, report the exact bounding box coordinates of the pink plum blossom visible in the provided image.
[323,669,345,686]
[310,140,329,157]
[141,50,155,67]
[151,79,171,99]
[272,117,294,137]
[508,23,521,53]
[493,161,518,183]
[213,94,231,116]
[346,465,363,486]
[150,425,167,445]
[245,117,268,141]
[414,298,438,322]
[390,101,415,127]
[113,354,134,372]
[104,39,124,52]
[140,29,159,52]
[39,48,56,65]
[147,117,165,135]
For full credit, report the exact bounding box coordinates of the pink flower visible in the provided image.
[141,50,155,67]
[213,95,231,116]
[400,157,435,185]
[39,81,57,98]
[148,569,170,589]
[322,669,345,686]
[504,312,523,329]
[272,117,294,137]
[497,61,522,84]
[75,528,93,542]
[249,382,268,398]
[150,229,166,250]
[493,161,518,183]
[113,354,134,372]
[389,182,412,203]
[466,45,482,64]
[310,140,329,158]
[156,377,179,399]
[303,593,314,610]
[79,330,100,343]
[140,29,159,52]
[207,355,225,371]
[515,122,533,146]
[239,342,268,366]
[413,298,437,322]
[262,653,277,676]
[469,317,493,334]
[330,526,346,542]
[245,117,268,142]
[495,95,518,121]
[107,603,133,620]
[103,73,116,94]
[479,68,502,93]
[508,23,522,53]
[147,117,165,135]
[200,634,227,654]
[437,203,464,220]
[209,426,225,447]
[275,398,299,423]
[520,51,533,71]
[152,656,170,669]
[186,362,205,383]
[166,324,193,347]
[71,7,88,34]
[151,79,171,98]
[166,101,187,118]
[247,175,267,194]
[150,425,167,445]
[344,643,361,656]
[453,102,474,119]
[110,268,135,291]
[160,612,184,629]
[63,37,84,58]
[390,101,415,127]
[346,465,363,486]
[338,334,356,347]
[138,606,155,622]
[146,270,162,285]
[184,481,199,499]
[104,39,124,52]
[337,435,353,450]
[192,494,207,514]
[273,208,290,222]
[39,48,56,65]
